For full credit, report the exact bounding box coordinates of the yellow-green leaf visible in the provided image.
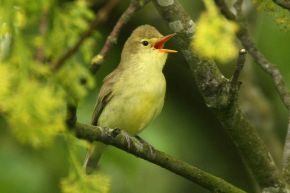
[192,0,238,63]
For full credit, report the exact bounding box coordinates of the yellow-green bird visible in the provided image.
[84,25,177,174]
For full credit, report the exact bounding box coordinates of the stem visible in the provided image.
[214,0,290,186]
[229,49,247,104]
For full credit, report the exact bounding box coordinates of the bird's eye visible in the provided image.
[141,40,149,46]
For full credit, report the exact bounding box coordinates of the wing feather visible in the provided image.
[91,68,122,125]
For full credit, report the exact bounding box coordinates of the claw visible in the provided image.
[123,132,131,149]
[136,136,156,159]
[112,128,132,149]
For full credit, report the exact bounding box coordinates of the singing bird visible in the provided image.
[84,25,177,174]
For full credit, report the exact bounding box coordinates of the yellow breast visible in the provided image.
[98,72,166,135]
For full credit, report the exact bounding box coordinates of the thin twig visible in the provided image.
[229,48,246,104]
[66,103,77,128]
[214,0,290,111]
[51,0,120,71]
[154,0,288,191]
[74,122,247,193]
[214,0,290,184]
[35,6,49,63]
[237,31,290,111]
[237,32,290,171]
[215,0,290,188]
[231,48,247,90]
[90,0,150,74]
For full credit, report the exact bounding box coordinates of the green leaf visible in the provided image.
[61,172,110,193]
[56,62,95,101]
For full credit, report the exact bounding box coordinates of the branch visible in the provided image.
[215,0,290,111]
[62,0,150,147]
[238,30,290,111]
[238,29,290,174]
[35,6,49,63]
[51,0,120,71]
[74,122,247,193]
[284,115,290,183]
[272,0,290,11]
[214,0,290,185]
[90,0,150,74]
[153,0,288,191]
[233,0,243,17]
[230,49,247,99]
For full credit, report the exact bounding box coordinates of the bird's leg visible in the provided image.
[135,135,156,159]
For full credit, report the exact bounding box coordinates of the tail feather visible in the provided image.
[83,142,106,174]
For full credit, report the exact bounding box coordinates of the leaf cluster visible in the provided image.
[0,0,108,192]
[192,0,239,63]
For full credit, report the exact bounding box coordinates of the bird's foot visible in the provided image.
[135,135,156,159]
[123,132,132,149]
[112,128,132,149]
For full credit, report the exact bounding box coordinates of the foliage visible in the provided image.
[0,0,289,193]
[61,136,110,193]
[0,0,96,146]
[0,0,107,192]
[6,78,66,147]
[192,0,238,63]
[56,62,95,101]
[0,64,12,107]
[61,172,110,193]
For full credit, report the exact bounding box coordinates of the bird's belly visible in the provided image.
[98,89,165,135]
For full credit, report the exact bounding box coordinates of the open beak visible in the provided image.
[154,33,177,53]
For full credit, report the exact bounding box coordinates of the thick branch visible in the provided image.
[51,0,119,71]
[284,115,290,183]
[90,0,150,74]
[74,122,247,193]
[214,0,290,185]
[153,0,287,191]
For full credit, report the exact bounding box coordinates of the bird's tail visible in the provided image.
[83,142,106,174]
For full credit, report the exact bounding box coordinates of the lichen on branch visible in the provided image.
[153,0,288,191]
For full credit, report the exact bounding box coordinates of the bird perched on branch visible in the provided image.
[84,25,177,174]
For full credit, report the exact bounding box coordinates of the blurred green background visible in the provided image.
[0,0,290,193]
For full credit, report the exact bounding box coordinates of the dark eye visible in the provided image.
[141,41,149,46]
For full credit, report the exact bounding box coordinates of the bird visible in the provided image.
[84,25,177,174]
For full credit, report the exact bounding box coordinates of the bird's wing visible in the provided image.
[91,68,122,125]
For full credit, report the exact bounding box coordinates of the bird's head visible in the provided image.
[120,25,177,70]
